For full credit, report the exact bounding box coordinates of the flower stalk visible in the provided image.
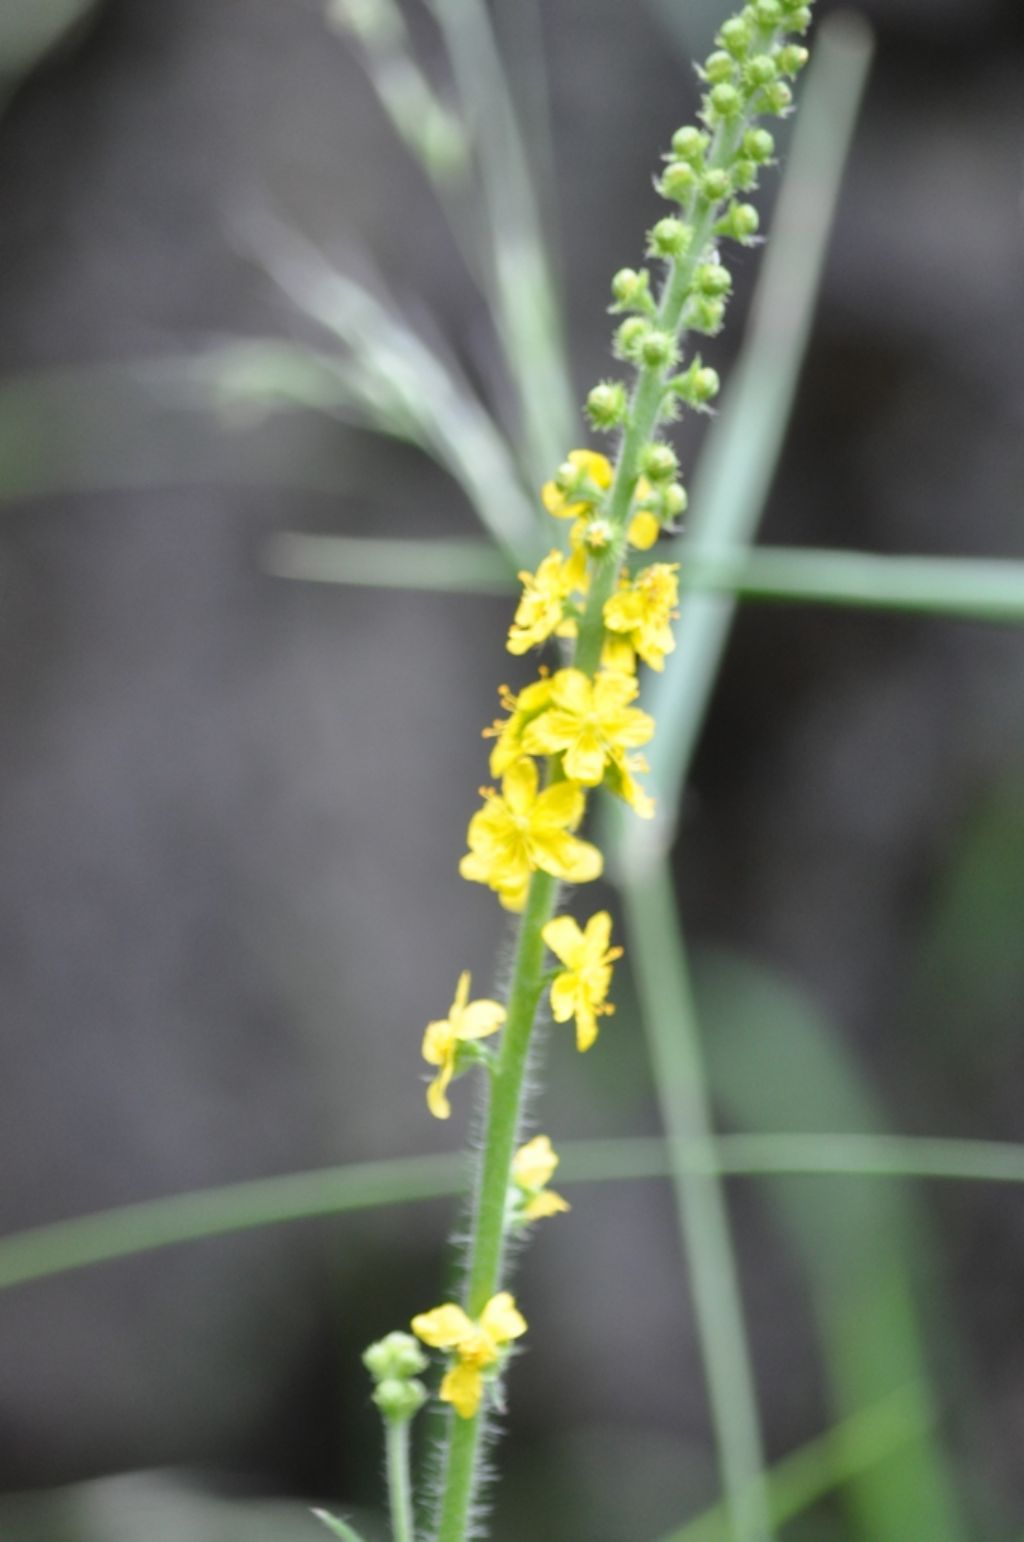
[363,5,821,1537]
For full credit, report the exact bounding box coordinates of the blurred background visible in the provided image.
[0,0,1023,1538]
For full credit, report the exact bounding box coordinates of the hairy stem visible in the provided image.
[386,1419,417,1542]
[434,868,558,1542]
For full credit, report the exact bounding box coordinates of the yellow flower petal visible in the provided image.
[411,1303,475,1350]
[532,829,603,885]
[542,915,586,969]
[523,1189,571,1220]
[457,999,506,1039]
[440,1361,484,1419]
[512,1134,559,1192]
[480,1292,528,1345]
[426,1061,454,1120]
[628,510,661,550]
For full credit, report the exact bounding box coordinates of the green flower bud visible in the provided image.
[784,6,813,32]
[658,161,698,203]
[372,1377,428,1422]
[716,201,760,243]
[743,128,775,163]
[586,380,628,431]
[640,330,678,369]
[777,43,809,75]
[641,442,679,483]
[718,17,753,58]
[694,261,732,298]
[708,83,743,120]
[732,159,759,192]
[753,0,783,23]
[670,126,710,166]
[363,1331,429,1382]
[686,295,726,335]
[693,366,721,403]
[761,80,794,115]
[581,517,615,553]
[662,482,689,518]
[610,267,653,313]
[647,217,691,258]
[614,316,650,361]
[700,168,732,203]
[669,357,721,408]
[744,54,778,87]
[703,51,737,86]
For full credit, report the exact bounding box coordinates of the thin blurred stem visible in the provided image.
[624,861,772,1542]
[9,1131,1024,1292]
[386,1418,416,1542]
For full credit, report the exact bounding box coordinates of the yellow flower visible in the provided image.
[541,449,613,520]
[604,748,656,819]
[602,562,680,672]
[459,759,603,910]
[421,971,505,1119]
[484,676,553,777]
[411,1292,527,1419]
[522,668,654,786]
[506,548,588,656]
[511,1134,570,1223]
[541,911,623,1051]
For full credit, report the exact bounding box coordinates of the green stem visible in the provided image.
[623,859,773,1542]
[434,868,558,1542]
[386,1418,417,1542]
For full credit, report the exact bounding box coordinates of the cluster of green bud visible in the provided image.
[695,0,816,132]
[363,1331,428,1422]
[579,0,815,549]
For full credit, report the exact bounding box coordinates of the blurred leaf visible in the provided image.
[661,1384,932,1542]
[0,0,98,82]
[697,948,968,1540]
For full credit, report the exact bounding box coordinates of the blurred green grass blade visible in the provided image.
[425,0,575,484]
[624,863,772,1542]
[264,533,515,593]
[8,1131,1024,1294]
[699,950,967,1540]
[264,532,1024,620]
[609,13,874,873]
[313,1509,370,1542]
[661,1384,932,1542]
[682,546,1024,622]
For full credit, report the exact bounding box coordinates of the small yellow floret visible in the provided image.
[485,676,553,777]
[522,668,654,787]
[602,562,681,672]
[541,449,613,520]
[511,1134,570,1223]
[411,1292,527,1419]
[542,910,623,1052]
[421,971,505,1119]
[459,759,603,910]
[507,548,587,656]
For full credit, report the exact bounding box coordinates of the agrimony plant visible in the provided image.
[329,3,819,1539]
